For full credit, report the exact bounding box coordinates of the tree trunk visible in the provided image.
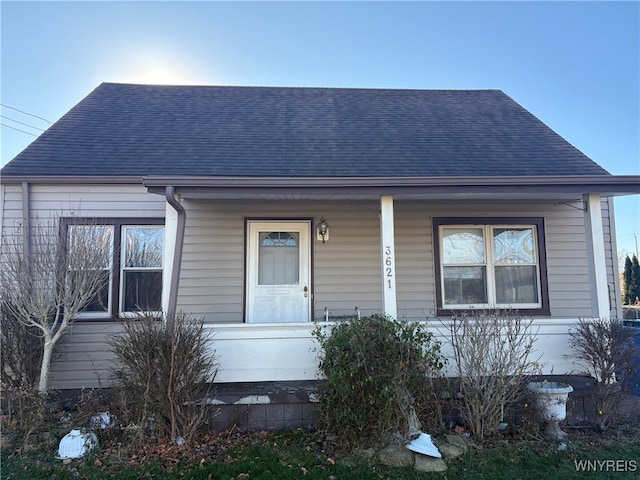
[38,338,54,395]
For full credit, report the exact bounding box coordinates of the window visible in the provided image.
[65,218,164,319]
[121,226,164,313]
[67,224,114,316]
[433,218,549,314]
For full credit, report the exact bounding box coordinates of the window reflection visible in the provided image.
[68,225,113,314]
[493,228,535,264]
[442,228,485,264]
[124,227,164,268]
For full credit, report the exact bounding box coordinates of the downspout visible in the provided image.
[165,186,186,318]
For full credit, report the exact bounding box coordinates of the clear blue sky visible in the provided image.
[1,1,639,256]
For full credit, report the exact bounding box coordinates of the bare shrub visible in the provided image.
[1,301,48,446]
[567,317,640,430]
[109,313,218,445]
[0,301,44,390]
[443,310,541,439]
[0,383,47,450]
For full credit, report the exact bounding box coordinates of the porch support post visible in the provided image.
[584,193,610,318]
[380,195,397,319]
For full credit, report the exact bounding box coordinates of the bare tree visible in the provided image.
[0,215,112,395]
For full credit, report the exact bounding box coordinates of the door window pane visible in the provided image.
[259,232,299,285]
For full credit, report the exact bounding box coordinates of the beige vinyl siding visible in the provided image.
[179,201,244,321]
[0,184,24,259]
[313,203,382,319]
[49,322,124,389]
[394,203,435,320]
[27,184,166,218]
[177,197,605,324]
[1,184,24,221]
[387,200,595,319]
[178,200,384,323]
[544,211,592,316]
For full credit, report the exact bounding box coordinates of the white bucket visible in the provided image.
[57,429,98,459]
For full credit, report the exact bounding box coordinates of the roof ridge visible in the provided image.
[98,82,504,94]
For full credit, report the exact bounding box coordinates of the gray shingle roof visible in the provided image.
[1,83,610,177]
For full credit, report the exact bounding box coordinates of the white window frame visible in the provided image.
[72,224,115,319]
[438,223,542,310]
[119,225,164,317]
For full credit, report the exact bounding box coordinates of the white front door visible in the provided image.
[246,221,311,323]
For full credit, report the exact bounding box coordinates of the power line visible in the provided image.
[0,114,46,132]
[1,123,38,136]
[0,104,53,125]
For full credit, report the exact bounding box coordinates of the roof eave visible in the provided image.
[0,175,144,185]
[143,175,640,196]
[2,174,637,196]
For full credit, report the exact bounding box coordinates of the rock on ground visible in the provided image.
[443,434,469,453]
[414,453,447,472]
[377,445,414,468]
[436,441,464,459]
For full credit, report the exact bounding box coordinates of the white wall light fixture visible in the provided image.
[317,217,329,243]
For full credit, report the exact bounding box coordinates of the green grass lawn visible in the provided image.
[2,426,639,480]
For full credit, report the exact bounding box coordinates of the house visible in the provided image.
[1,83,639,391]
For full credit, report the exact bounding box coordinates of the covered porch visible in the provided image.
[146,175,627,384]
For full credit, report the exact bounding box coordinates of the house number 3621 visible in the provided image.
[385,245,394,288]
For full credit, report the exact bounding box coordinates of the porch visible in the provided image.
[207,318,586,384]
